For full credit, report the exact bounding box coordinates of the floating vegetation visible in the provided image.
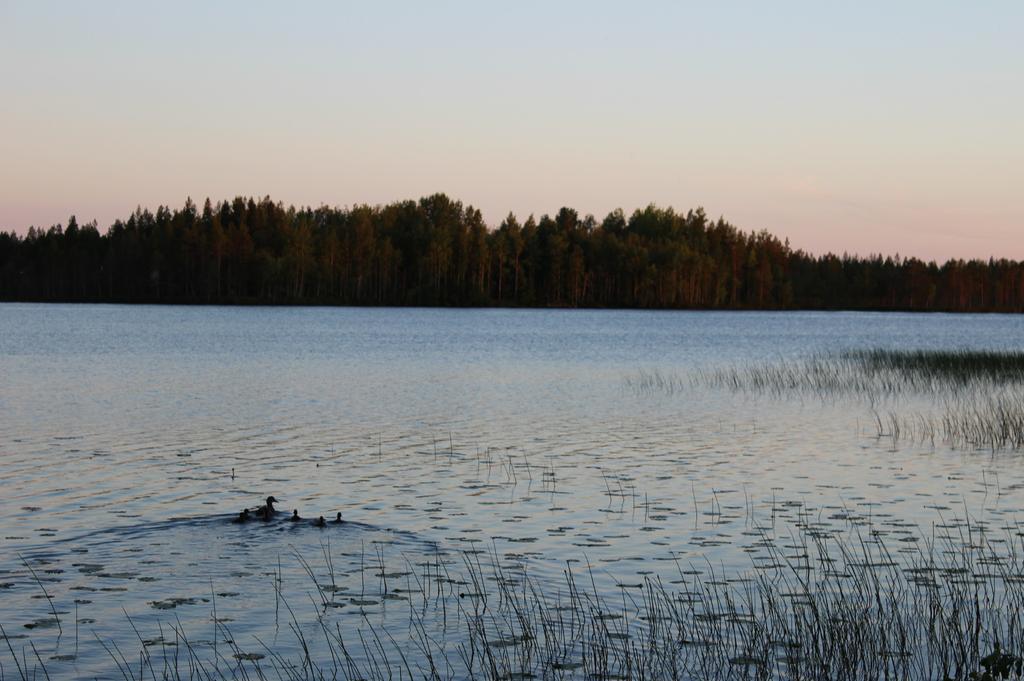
[148,596,205,610]
[22,618,59,630]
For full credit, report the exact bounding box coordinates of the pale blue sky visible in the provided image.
[1,2,1021,260]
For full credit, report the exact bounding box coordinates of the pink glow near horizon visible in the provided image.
[1,2,1021,262]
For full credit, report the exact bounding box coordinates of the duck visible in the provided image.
[332,512,344,524]
[288,509,301,522]
[250,496,280,521]
[313,516,326,528]
[231,509,250,524]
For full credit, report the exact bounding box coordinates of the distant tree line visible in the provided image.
[1,194,1022,311]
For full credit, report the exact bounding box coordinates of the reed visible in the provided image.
[628,349,1024,451]
[697,348,1024,398]
[8,515,1024,680]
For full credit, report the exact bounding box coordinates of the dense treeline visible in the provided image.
[1,194,1022,311]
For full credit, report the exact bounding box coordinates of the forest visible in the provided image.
[1,194,1021,311]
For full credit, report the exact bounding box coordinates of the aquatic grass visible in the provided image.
[627,348,1024,451]
[19,554,62,636]
[624,369,689,396]
[941,392,1024,451]
[695,348,1024,399]
[9,516,1024,680]
[868,393,1024,452]
[849,348,1024,385]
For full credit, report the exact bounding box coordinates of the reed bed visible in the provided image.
[868,393,1024,452]
[699,349,1024,399]
[7,519,1024,681]
[627,349,1024,451]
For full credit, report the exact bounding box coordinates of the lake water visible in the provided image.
[2,304,1024,679]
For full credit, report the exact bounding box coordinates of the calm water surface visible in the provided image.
[2,304,1023,678]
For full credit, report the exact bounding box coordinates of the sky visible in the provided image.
[1,2,1021,261]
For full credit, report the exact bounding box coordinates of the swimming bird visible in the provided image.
[231,509,250,524]
[332,512,343,524]
[251,496,279,521]
[289,509,301,522]
[313,516,326,528]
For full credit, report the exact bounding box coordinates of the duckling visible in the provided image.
[289,509,301,522]
[231,509,250,524]
[332,512,344,524]
[313,516,326,528]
